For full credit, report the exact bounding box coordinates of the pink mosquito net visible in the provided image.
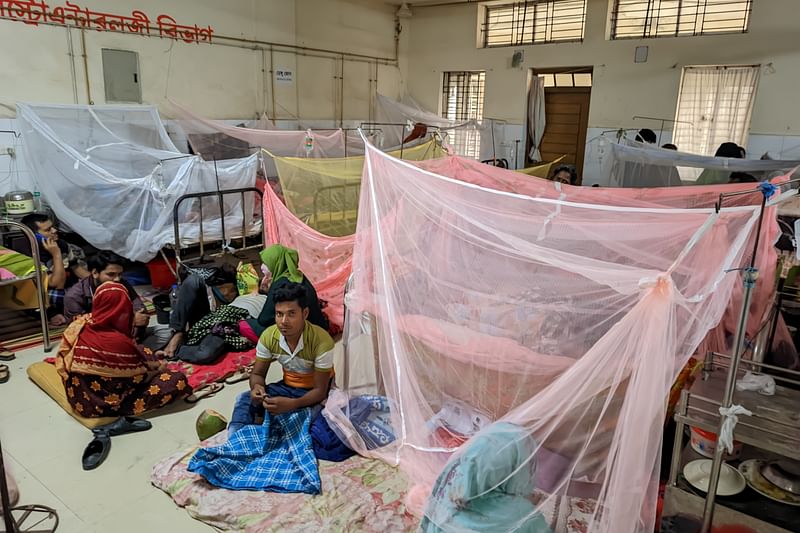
[315,143,788,532]
[262,151,784,346]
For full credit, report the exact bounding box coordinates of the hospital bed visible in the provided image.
[170,187,264,271]
[0,220,51,352]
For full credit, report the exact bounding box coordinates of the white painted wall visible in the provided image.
[0,0,401,120]
[0,0,403,193]
[405,0,800,180]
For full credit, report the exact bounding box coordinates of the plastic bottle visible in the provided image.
[32,190,41,212]
[304,132,313,155]
[169,284,179,310]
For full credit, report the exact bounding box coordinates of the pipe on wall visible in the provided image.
[65,27,79,104]
[79,28,92,104]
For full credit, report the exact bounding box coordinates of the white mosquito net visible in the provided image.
[600,138,800,187]
[165,100,375,176]
[270,139,447,237]
[323,141,783,532]
[376,93,506,162]
[16,103,258,262]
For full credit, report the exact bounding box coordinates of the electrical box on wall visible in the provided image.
[102,49,142,103]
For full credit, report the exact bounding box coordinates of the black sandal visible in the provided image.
[81,433,111,470]
[92,416,152,437]
[0,364,9,384]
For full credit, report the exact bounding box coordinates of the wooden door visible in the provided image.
[539,88,591,181]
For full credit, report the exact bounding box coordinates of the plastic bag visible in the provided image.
[236,262,259,296]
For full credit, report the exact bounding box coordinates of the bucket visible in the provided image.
[146,257,177,290]
[152,294,172,325]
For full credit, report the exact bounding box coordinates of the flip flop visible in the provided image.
[0,346,15,361]
[0,364,9,384]
[224,365,253,384]
[82,433,111,470]
[92,416,152,437]
[184,382,224,404]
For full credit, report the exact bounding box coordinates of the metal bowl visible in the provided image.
[762,460,800,496]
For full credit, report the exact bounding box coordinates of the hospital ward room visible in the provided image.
[2,1,800,532]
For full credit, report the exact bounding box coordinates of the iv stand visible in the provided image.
[699,181,793,532]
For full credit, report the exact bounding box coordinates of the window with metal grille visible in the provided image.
[672,65,760,158]
[611,0,752,39]
[441,71,485,158]
[481,1,587,47]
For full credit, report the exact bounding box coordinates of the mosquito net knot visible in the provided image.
[638,275,672,294]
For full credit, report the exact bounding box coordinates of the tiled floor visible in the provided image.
[0,342,263,533]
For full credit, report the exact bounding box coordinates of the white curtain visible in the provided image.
[528,75,546,161]
[672,66,760,156]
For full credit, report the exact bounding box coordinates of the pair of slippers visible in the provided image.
[184,382,225,404]
[1,347,15,384]
[81,416,152,471]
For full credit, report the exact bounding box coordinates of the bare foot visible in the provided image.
[49,314,67,327]
[163,332,184,358]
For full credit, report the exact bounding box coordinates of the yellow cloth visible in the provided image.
[516,155,566,179]
[270,139,447,236]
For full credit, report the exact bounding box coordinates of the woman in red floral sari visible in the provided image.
[56,282,190,417]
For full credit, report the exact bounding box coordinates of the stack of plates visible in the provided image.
[739,459,800,506]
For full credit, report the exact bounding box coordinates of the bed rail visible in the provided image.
[171,187,264,267]
[310,182,360,237]
[0,220,52,352]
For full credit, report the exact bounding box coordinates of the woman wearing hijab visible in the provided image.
[56,282,189,417]
[244,244,329,338]
[420,422,553,533]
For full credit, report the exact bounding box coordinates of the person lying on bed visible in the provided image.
[63,251,172,351]
[243,245,329,340]
[228,282,335,434]
[55,281,190,417]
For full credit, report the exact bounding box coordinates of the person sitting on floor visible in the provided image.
[228,282,335,434]
[243,245,329,341]
[420,422,553,533]
[64,250,172,351]
[15,214,89,325]
[55,281,190,417]
[162,263,239,358]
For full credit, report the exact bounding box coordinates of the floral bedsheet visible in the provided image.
[151,436,417,532]
[151,436,597,533]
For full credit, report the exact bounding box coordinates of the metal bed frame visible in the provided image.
[310,181,360,236]
[170,187,264,271]
[0,220,52,352]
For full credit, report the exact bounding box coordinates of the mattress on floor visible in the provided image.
[26,361,117,429]
[151,435,598,533]
[151,434,418,533]
[166,347,257,390]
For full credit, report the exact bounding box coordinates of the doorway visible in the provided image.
[527,68,592,181]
